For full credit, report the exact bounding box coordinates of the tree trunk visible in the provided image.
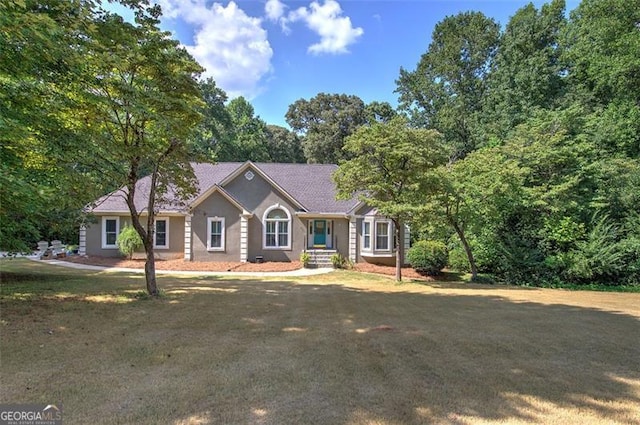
[394,219,403,282]
[452,221,478,281]
[144,245,159,296]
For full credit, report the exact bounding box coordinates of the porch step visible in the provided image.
[307,249,337,267]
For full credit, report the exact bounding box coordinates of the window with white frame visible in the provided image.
[362,221,371,250]
[207,217,225,251]
[101,216,120,249]
[263,206,291,249]
[154,218,169,249]
[375,221,391,251]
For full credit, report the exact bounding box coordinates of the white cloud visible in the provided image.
[264,0,291,33]
[157,0,273,99]
[265,0,285,22]
[276,0,364,55]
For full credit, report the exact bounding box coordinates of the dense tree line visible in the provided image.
[361,0,638,285]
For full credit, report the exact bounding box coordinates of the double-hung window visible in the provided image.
[154,218,169,249]
[375,221,391,251]
[264,206,291,249]
[101,217,120,249]
[207,217,225,251]
[362,221,371,250]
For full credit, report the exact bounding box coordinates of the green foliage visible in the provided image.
[265,125,305,163]
[562,0,640,106]
[116,225,143,260]
[330,253,346,269]
[484,0,566,139]
[0,0,105,251]
[335,116,448,281]
[286,93,367,164]
[407,241,448,275]
[396,11,500,159]
[300,251,311,268]
[564,216,625,283]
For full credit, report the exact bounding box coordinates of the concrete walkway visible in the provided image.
[31,258,335,277]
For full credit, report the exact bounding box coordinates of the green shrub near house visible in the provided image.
[408,240,448,275]
[116,225,142,259]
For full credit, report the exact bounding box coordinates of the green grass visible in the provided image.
[1,259,640,425]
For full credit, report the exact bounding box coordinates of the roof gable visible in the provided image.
[219,161,306,211]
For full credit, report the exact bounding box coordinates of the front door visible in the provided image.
[313,220,326,246]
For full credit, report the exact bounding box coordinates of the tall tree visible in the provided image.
[396,12,500,160]
[334,117,447,281]
[190,78,232,161]
[265,125,305,163]
[561,0,640,158]
[484,0,566,139]
[364,101,398,124]
[427,147,528,280]
[222,97,270,162]
[0,0,104,251]
[286,93,366,164]
[80,3,204,295]
[562,0,640,107]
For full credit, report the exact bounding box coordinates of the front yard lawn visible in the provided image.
[1,259,639,424]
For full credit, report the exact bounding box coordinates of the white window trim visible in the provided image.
[101,216,120,249]
[207,217,226,251]
[362,220,372,252]
[262,204,291,250]
[374,219,393,252]
[153,218,169,249]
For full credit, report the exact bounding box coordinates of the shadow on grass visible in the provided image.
[1,261,639,424]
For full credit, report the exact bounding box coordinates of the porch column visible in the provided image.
[184,214,192,261]
[240,214,249,262]
[348,217,357,263]
[79,225,87,256]
[403,224,411,264]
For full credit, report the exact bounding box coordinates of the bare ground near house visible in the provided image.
[1,259,639,425]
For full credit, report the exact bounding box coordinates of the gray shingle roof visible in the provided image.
[89,162,358,215]
[254,163,359,213]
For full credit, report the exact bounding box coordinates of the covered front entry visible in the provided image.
[309,219,332,249]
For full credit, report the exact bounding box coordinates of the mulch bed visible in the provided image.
[62,256,302,272]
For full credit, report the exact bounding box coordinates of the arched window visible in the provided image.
[263,205,291,249]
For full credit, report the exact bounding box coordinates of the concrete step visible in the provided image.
[307,249,337,266]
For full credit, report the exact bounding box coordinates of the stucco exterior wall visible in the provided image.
[225,171,304,262]
[332,218,350,259]
[190,191,242,262]
[85,215,184,259]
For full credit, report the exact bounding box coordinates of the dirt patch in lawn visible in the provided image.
[62,255,302,272]
[353,262,437,280]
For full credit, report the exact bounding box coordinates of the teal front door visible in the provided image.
[313,220,326,246]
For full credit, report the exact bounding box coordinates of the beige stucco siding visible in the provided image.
[225,171,305,262]
[331,218,350,258]
[85,215,184,259]
[190,191,242,262]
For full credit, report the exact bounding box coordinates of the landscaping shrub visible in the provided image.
[300,251,311,268]
[116,225,142,259]
[330,253,347,269]
[408,240,448,275]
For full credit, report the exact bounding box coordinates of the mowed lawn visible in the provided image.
[1,260,639,425]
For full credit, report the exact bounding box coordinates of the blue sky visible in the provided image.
[113,0,579,127]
